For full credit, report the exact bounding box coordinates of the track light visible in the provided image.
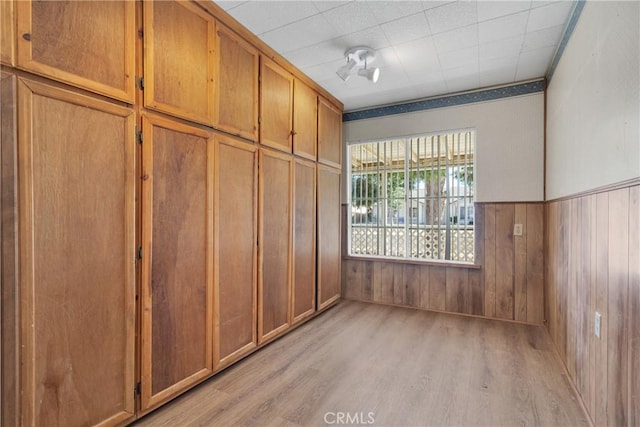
[336,58,358,82]
[336,46,380,83]
[358,66,380,83]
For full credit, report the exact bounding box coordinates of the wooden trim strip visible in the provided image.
[342,255,481,270]
[546,177,640,203]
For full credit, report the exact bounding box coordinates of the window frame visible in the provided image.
[346,128,478,267]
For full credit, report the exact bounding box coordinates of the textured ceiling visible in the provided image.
[215,0,576,111]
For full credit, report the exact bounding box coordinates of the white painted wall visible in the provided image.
[546,1,640,200]
[342,92,544,203]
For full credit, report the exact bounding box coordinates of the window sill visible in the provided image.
[342,254,481,270]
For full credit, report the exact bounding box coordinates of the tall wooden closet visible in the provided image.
[0,1,343,425]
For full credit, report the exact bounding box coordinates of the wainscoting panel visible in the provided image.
[546,184,639,426]
[342,202,544,323]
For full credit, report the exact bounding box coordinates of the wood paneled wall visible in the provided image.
[342,202,545,323]
[545,184,640,426]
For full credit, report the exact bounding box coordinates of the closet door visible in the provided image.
[317,165,341,310]
[260,56,293,153]
[16,0,135,102]
[258,149,292,343]
[17,79,136,426]
[143,0,215,125]
[1,71,18,427]
[292,158,317,324]
[140,115,213,410]
[292,79,317,161]
[214,135,258,369]
[317,97,342,168]
[215,24,259,142]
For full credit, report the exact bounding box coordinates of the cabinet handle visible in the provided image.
[22,33,31,42]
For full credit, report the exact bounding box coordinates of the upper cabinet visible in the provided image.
[260,56,293,153]
[1,0,14,65]
[293,79,317,161]
[143,0,215,126]
[317,96,342,168]
[15,1,136,102]
[215,24,259,142]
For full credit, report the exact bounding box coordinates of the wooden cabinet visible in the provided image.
[258,149,293,343]
[292,158,317,323]
[317,165,342,310]
[1,0,14,65]
[260,56,293,152]
[293,79,317,161]
[215,24,259,142]
[1,71,18,427]
[143,0,215,125]
[15,1,135,102]
[318,97,342,168]
[16,79,136,426]
[140,114,214,410]
[214,134,258,369]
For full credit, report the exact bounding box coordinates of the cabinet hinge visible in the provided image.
[137,77,144,90]
[136,128,143,144]
[134,382,141,396]
[137,246,143,260]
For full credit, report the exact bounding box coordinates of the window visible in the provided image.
[348,130,475,262]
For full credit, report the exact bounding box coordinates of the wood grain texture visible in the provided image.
[629,186,640,427]
[1,0,14,65]
[136,300,591,427]
[317,96,341,168]
[292,79,317,161]
[494,204,514,320]
[17,79,135,426]
[317,165,341,310]
[16,0,135,102]
[483,204,497,317]
[343,203,543,322]
[292,159,316,324]
[607,188,629,426]
[214,135,258,369]
[260,57,293,153]
[215,24,259,141]
[545,184,640,426]
[258,149,293,342]
[140,115,213,410]
[1,71,18,427]
[143,0,215,125]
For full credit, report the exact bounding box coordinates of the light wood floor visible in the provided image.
[134,300,590,427]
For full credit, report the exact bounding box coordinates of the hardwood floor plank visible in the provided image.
[134,301,591,427]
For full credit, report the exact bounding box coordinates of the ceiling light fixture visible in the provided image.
[336,46,380,83]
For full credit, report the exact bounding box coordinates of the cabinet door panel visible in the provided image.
[317,97,342,168]
[260,57,293,152]
[17,79,135,426]
[144,1,215,125]
[259,149,292,342]
[293,80,317,160]
[215,25,258,142]
[16,1,135,102]
[293,158,316,323]
[1,71,18,427]
[317,165,341,309]
[141,115,213,410]
[1,0,14,65]
[214,135,258,369]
